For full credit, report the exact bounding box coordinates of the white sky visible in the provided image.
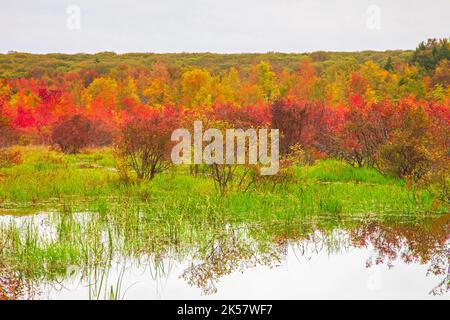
[1,0,449,53]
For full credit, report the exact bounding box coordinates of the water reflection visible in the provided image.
[179,216,449,297]
[349,215,449,296]
[181,228,285,295]
[0,270,37,300]
[0,212,448,299]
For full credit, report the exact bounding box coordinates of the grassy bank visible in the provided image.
[0,146,446,216]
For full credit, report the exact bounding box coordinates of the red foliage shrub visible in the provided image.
[0,114,19,147]
[51,114,93,154]
[270,99,339,158]
[209,103,270,129]
[116,106,181,180]
[378,106,432,178]
[377,103,450,202]
[335,96,402,167]
[0,148,21,168]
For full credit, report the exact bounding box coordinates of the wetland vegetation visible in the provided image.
[0,147,448,299]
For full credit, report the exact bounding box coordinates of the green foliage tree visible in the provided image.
[412,38,450,74]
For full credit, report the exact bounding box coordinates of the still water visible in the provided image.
[0,211,448,300]
[39,244,448,300]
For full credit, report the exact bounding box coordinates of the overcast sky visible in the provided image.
[1,0,449,53]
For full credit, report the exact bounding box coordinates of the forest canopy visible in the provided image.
[0,39,448,189]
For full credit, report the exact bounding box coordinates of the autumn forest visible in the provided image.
[0,38,449,300]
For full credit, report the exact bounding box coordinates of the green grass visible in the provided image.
[297,159,399,185]
[0,146,446,216]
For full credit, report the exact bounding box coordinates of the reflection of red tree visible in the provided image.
[351,215,449,267]
[350,215,449,295]
[0,270,36,300]
[182,216,450,296]
[181,230,285,295]
[0,242,36,300]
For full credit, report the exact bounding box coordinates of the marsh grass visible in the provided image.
[0,146,445,215]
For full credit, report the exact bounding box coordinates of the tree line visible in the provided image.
[0,39,448,199]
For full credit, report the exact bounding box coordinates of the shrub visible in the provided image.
[0,115,18,148]
[115,106,179,181]
[270,100,340,158]
[51,115,92,154]
[112,149,132,185]
[378,106,432,180]
[377,104,450,205]
[336,98,400,167]
[208,139,302,196]
[250,144,304,192]
[209,163,247,196]
[0,148,21,168]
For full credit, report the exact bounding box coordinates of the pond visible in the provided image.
[0,210,448,300]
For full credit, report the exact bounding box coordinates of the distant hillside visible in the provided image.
[0,50,413,78]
